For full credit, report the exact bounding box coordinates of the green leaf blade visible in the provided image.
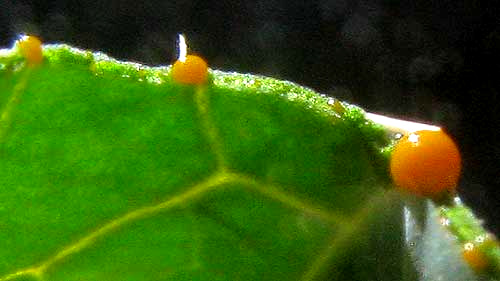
[1,43,498,281]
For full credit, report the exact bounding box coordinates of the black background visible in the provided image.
[1,0,498,235]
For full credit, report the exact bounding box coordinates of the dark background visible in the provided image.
[1,0,498,235]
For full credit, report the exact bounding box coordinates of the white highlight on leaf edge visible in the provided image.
[366,112,441,134]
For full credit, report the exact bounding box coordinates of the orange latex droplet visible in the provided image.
[462,244,489,273]
[17,35,43,66]
[171,55,208,85]
[390,130,461,197]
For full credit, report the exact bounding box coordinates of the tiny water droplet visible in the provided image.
[464,242,474,251]
[475,235,486,244]
[439,217,450,226]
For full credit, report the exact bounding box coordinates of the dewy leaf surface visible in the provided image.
[0,43,498,281]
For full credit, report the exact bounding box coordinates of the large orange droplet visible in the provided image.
[390,130,461,197]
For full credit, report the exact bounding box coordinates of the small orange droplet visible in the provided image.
[171,55,208,85]
[390,130,461,197]
[462,244,489,273]
[17,35,43,66]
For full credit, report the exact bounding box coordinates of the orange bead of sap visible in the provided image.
[171,55,208,85]
[17,35,43,66]
[462,243,489,273]
[390,130,461,197]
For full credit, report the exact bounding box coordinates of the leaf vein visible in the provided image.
[300,190,398,281]
[0,68,32,143]
[234,174,350,227]
[194,86,227,171]
[0,172,233,280]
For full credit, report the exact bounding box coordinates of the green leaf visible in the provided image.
[0,43,498,281]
